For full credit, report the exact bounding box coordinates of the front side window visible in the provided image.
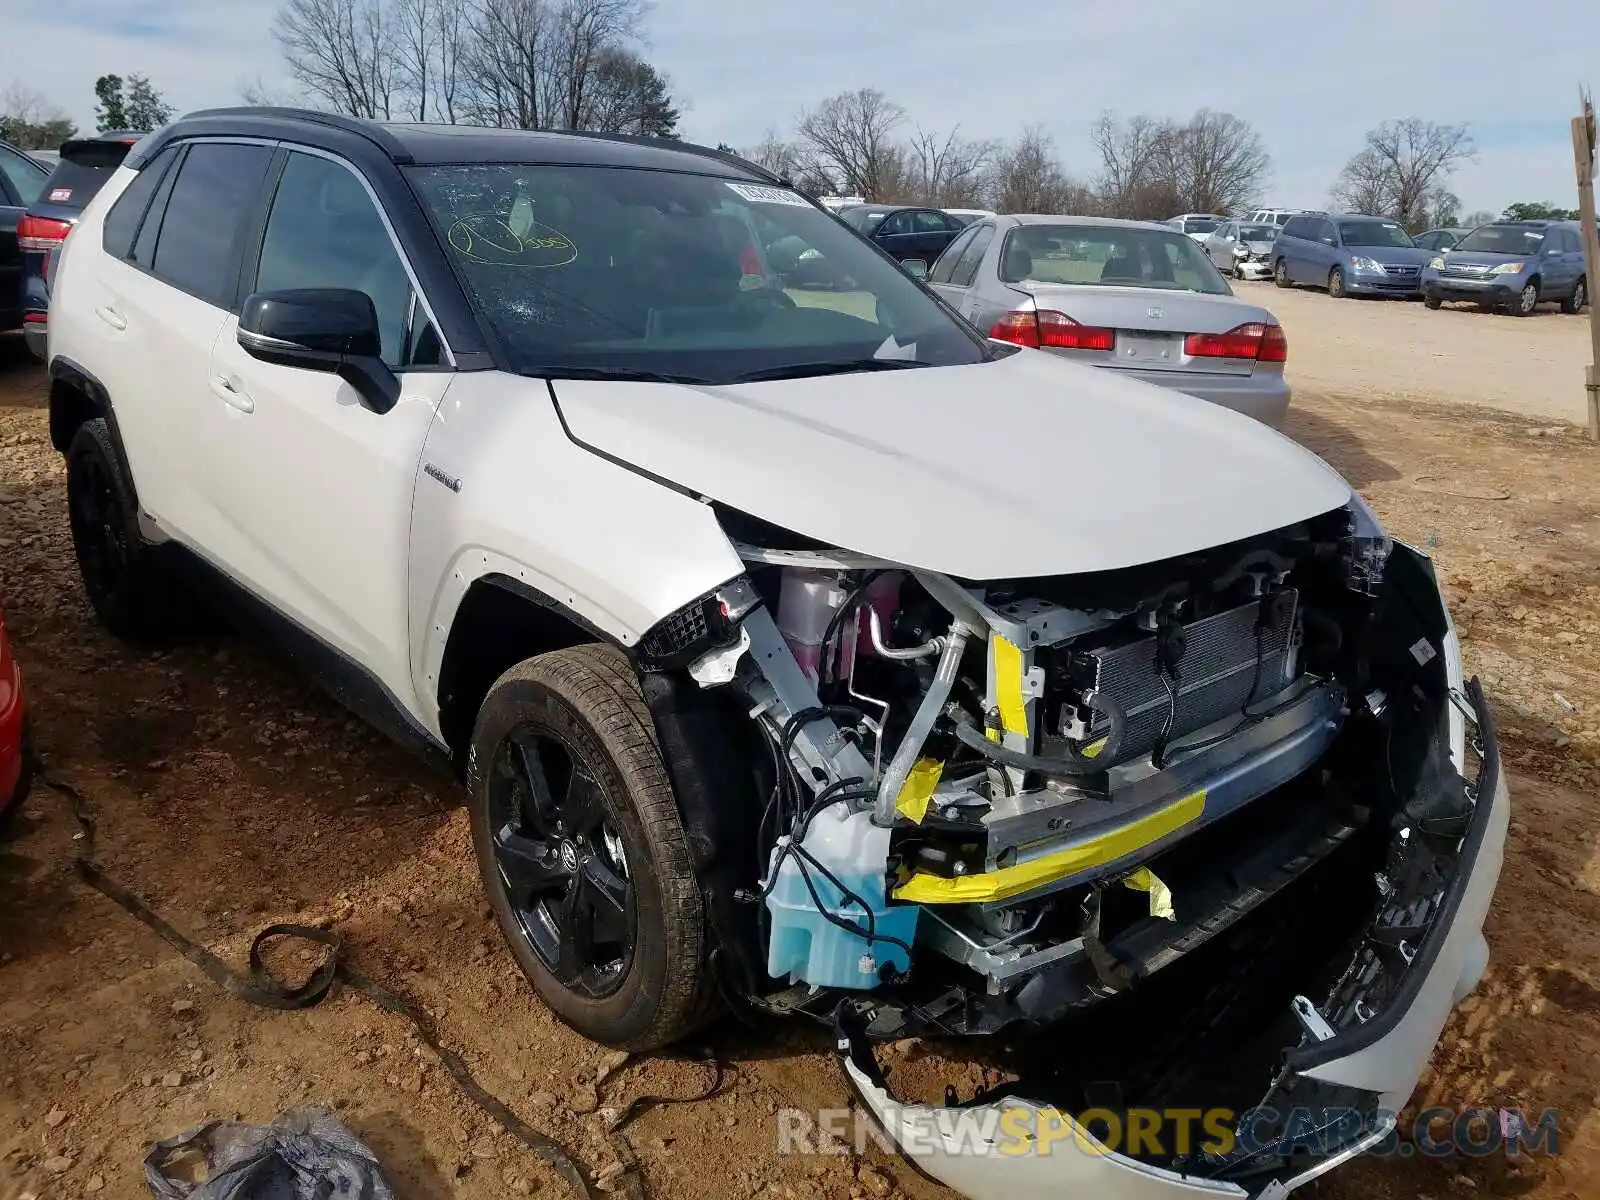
[255,152,431,368]
[0,145,47,206]
[1455,225,1546,256]
[1338,221,1414,249]
[997,224,1231,294]
[878,211,915,236]
[406,165,989,382]
[149,142,274,306]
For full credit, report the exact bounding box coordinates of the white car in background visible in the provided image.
[1166,212,1225,242]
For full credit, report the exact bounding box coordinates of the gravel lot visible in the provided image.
[3,303,1600,1200]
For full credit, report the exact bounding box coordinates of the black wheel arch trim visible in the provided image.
[49,357,139,502]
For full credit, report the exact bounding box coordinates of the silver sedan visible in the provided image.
[927,215,1291,426]
[1204,220,1282,280]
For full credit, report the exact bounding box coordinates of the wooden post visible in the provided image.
[1573,97,1600,441]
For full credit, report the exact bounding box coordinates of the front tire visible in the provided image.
[1424,295,1442,310]
[466,645,709,1051]
[65,419,192,643]
[1328,266,1346,298]
[1561,276,1587,315]
[1274,259,1291,288]
[1513,280,1540,316]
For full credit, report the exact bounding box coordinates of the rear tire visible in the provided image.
[1274,259,1291,288]
[1561,276,1587,315]
[466,644,710,1051]
[65,419,195,643]
[1328,266,1346,298]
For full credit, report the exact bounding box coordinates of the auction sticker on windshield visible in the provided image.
[726,183,811,207]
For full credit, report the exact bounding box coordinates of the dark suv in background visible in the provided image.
[1,139,52,333]
[18,132,145,358]
[1272,212,1432,298]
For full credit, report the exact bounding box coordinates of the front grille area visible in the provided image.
[1057,591,1300,766]
[1443,264,1490,279]
[1383,265,1421,278]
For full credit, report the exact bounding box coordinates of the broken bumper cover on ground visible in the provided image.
[833,677,1507,1199]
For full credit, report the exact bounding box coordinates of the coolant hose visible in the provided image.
[872,623,973,826]
[952,688,1127,777]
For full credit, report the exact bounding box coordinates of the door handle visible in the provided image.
[209,375,254,413]
[94,305,126,331]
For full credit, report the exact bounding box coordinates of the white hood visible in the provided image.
[552,349,1351,579]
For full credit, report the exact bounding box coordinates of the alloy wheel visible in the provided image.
[1518,283,1538,315]
[488,727,635,998]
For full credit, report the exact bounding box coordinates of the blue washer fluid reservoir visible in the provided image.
[765,804,917,989]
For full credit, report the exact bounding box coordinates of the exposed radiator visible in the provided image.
[1056,590,1300,767]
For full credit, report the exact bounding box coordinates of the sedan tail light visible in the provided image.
[988,309,1116,352]
[1184,321,1288,363]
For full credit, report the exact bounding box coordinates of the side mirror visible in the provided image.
[901,259,929,280]
[237,288,399,415]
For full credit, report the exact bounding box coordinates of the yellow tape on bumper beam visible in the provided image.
[993,635,1029,737]
[892,790,1205,905]
[1123,866,1176,921]
[896,758,944,825]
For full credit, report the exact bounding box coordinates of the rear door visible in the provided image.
[90,140,275,545]
[0,144,49,328]
[907,209,960,264]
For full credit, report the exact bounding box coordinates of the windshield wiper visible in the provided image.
[729,358,934,383]
[535,365,711,385]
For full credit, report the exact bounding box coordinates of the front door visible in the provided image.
[203,149,453,707]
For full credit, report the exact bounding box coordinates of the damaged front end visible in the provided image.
[636,498,1507,1198]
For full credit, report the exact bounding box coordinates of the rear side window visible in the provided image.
[928,225,977,283]
[103,149,178,259]
[950,224,995,286]
[149,142,274,307]
[1281,216,1308,239]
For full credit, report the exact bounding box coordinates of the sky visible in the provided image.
[3,0,1595,217]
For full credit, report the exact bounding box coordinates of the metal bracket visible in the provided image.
[688,625,751,687]
[1291,994,1336,1042]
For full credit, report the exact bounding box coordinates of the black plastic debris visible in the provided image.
[145,1107,393,1199]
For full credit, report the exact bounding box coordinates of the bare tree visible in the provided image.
[1162,109,1269,215]
[1332,119,1476,231]
[551,0,646,130]
[1091,112,1171,215]
[275,0,398,119]
[0,83,77,147]
[908,126,996,207]
[431,0,468,123]
[239,75,307,107]
[985,126,1091,214]
[461,0,556,128]
[741,130,803,181]
[796,89,907,201]
[580,49,678,137]
[395,0,437,120]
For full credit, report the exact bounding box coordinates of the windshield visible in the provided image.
[1181,217,1218,233]
[1455,225,1546,256]
[1000,224,1232,294]
[1338,221,1415,248]
[407,166,987,382]
[1239,225,1278,242]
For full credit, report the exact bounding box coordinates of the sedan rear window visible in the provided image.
[407,164,989,383]
[998,225,1232,294]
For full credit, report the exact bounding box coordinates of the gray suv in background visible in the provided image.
[1272,212,1432,298]
[1421,221,1589,316]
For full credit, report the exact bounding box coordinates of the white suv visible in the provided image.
[47,109,1507,1199]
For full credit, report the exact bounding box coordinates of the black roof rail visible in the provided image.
[178,107,413,161]
[554,128,788,185]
